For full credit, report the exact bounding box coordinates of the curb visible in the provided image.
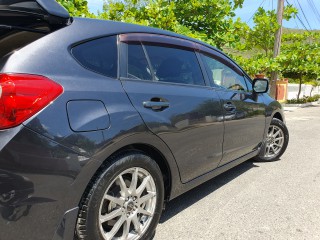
[282,101,320,108]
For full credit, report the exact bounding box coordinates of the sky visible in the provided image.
[87,0,320,30]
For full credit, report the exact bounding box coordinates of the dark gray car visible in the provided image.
[0,1,289,239]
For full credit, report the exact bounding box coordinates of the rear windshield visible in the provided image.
[0,30,47,59]
[0,15,50,59]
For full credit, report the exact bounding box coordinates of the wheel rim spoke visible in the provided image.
[105,194,125,206]
[139,192,156,205]
[105,215,126,240]
[122,219,131,239]
[100,208,122,223]
[269,126,275,135]
[118,175,129,198]
[129,168,139,194]
[132,214,142,235]
[274,143,282,147]
[138,207,153,217]
[136,175,150,197]
[272,145,277,153]
[265,145,270,155]
[273,130,280,138]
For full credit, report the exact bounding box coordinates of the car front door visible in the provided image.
[119,34,224,183]
[199,50,266,166]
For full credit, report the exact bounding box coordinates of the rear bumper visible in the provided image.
[0,126,90,240]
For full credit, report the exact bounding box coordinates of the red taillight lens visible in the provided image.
[0,74,63,130]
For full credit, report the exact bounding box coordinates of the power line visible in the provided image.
[294,0,312,29]
[310,0,320,20]
[246,0,266,23]
[287,0,311,30]
[307,0,320,24]
[295,14,309,31]
[311,0,320,19]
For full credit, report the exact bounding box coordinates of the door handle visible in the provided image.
[223,102,236,112]
[143,101,170,111]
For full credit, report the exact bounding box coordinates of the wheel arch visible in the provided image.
[108,143,173,205]
[72,133,181,213]
[272,111,283,122]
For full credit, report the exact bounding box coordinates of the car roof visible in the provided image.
[72,17,221,52]
[71,18,249,78]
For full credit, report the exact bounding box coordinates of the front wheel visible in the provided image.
[76,151,164,240]
[254,118,289,162]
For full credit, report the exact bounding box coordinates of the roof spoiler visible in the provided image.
[0,0,71,26]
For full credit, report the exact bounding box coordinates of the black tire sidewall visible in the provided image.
[77,151,164,240]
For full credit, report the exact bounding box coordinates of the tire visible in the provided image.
[254,118,289,162]
[76,151,164,240]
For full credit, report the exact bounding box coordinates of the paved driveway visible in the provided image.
[155,105,320,240]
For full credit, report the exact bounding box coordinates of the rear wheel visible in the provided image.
[76,152,164,240]
[254,118,289,162]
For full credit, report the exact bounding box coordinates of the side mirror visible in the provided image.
[252,78,269,94]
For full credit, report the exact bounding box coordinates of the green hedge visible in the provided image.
[286,94,320,104]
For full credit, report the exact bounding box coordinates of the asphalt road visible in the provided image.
[155,105,320,240]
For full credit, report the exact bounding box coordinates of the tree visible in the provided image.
[56,0,94,17]
[231,54,280,77]
[172,0,244,48]
[309,79,320,97]
[99,0,177,28]
[246,6,297,57]
[99,0,245,48]
[278,32,320,100]
[227,5,297,79]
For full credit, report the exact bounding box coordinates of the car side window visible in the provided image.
[201,53,248,91]
[244,75,253,92]
[72,36,118,78]
[143,44,205,86]
[127,43,152,80]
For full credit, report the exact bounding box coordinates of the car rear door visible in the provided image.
[199,47,266,166]
[119,34,224,183]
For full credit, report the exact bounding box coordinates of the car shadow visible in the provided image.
[304,105,320,108]
[160,160,259,223]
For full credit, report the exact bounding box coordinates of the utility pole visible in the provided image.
[270,0,284,99]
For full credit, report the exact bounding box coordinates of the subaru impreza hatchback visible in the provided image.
[0,1,289,239]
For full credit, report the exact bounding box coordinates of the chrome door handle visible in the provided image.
[143,101,170,111]
[223,102,236,112]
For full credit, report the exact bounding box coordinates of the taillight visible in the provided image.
[0,74,63,130]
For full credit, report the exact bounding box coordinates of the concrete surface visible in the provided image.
[155,105,320,240]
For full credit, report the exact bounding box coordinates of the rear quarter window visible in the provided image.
[72,36,118,78]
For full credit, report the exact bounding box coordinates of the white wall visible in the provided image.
[287,84,320,100]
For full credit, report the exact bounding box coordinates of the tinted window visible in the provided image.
[144,45,205,86]
[127,43,152,80]
[244,75,253,91]
[72,36,118,78]
[201,54,247,91]
[0,16,51,60]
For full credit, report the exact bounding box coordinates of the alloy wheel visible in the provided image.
[98,167,157,240]
[264,125,284,158]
